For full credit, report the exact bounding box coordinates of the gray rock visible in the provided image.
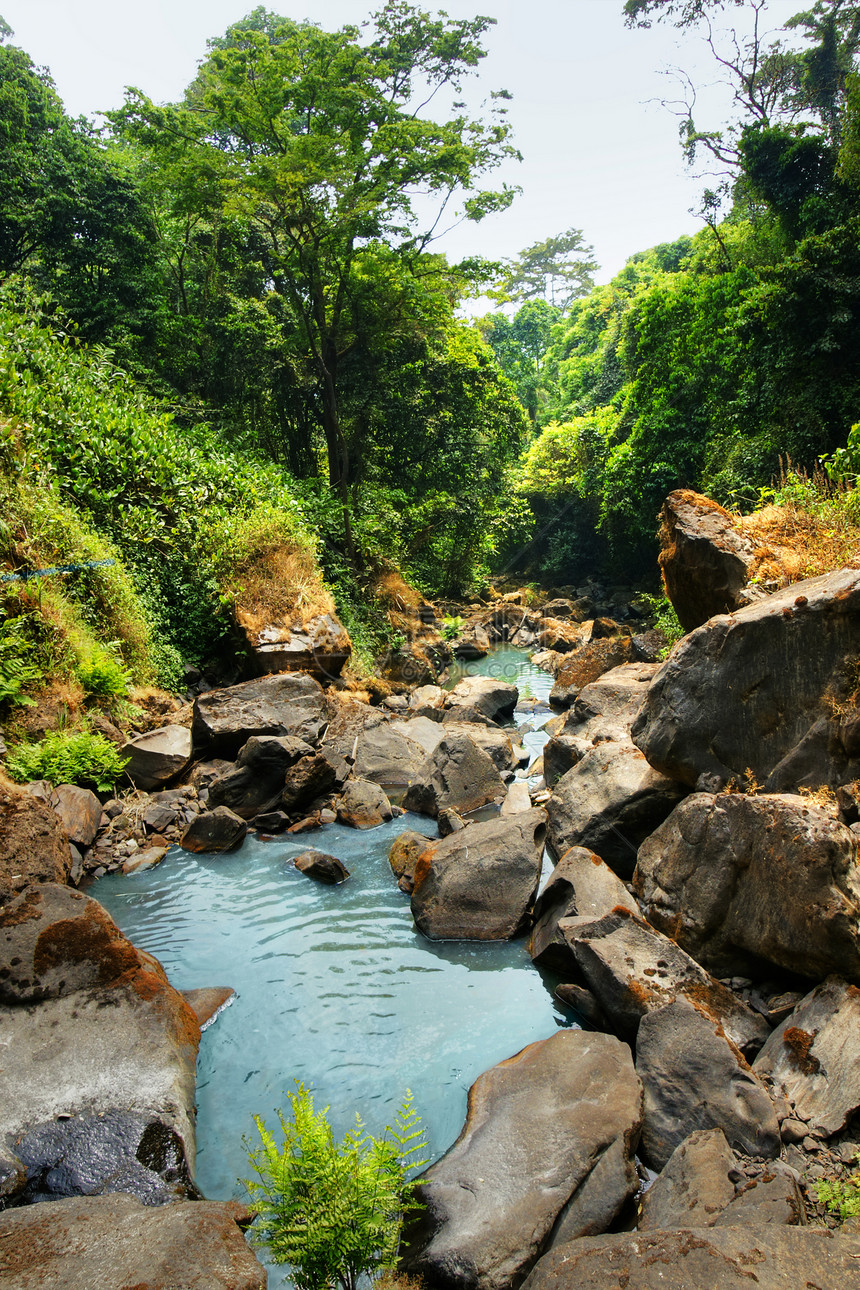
[402,733,506,818]
[636,999,781,1170]
[391,717,517,773]
[294,850,349,883]
[281,749,344,814]
[542,734,589,788]
[753,976,860,1137]
[207,735,314,819]
[351,724,428,786]
[561,909,769,1057]
[638,1129,737,1230]
[550,637,637,708]
[634,792,860,981]
[248,611,351,680]
[444,674,518,723]
[336,779,393,829]
[121,724,193,791]
[411,810,546,940]
[402,1030,643,1290]
[0,1193,266,1289]
[438,808,468,837]
[180,806,247,854]
[193,672,327,758]
[561,662,660,745]
[658,489,755,631]
[528,846,637,975]
[546,743,687,879]
[632,567,860,791]
[500,781,532,815]
[519,1226,859,1290]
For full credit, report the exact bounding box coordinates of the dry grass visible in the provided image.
[736,466,860,586]
[227,538,334,632]
[370,569,435,638]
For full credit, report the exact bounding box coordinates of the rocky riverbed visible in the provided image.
[4,493,860,1288]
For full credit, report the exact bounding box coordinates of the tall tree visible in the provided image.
[495,228,597,312]
[115,3,518,556]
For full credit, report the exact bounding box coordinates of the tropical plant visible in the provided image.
[243,1084,426,1290]
[815,1155,860,1219]
[5,728,129,791]
[441,614,465,640]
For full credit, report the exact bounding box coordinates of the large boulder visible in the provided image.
[0,777,70,894]
[48,784,102,848]
[0,1193,265,1289]
[549,637,636,709]
[519,1226,860,1290]
[753,975,860,1137]
[402,733,506,819]
[634,792,860,981]
[336,779,393,829]
[528,846,638,974]
[411,810,546,940]
[658,490,756,631]
[632,567,860,791]
[246,611,351,680]
[402,1031,643,1290]
[350,724,428,786]
[546,744,687,878]
[121,724,193,791]
[392,717,518,774]
[192,672,327,758]
[180,806,248,854]
[281,749,345,814]
[561,908,769,1057]
[560,662,660,745]
[636,999,781,1170]
[0,885,200,1207]
[444,675,518,723]
[207,735,314,819]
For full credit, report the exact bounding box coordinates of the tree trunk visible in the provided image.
[319,347,356,563]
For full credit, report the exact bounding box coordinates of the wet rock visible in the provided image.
[180,806,248,854]
[634,792,860,981]
[207,735,314,819]
[48,784,102,848]
[182,986,235,1028]
[122,845,168,874]
[546,743,687,879]
[121,724,193,791]
[294,850,350,883]
[561,908,769,1056]
[403,733,506,819]
[411,810,546,941]
[336,779,393,829]
[528,846,637,975]
[402,1031,642,1290]
[632,567,860,791]
[520,1225,858,1290]
[0,1193,265,1289]
[444,675,518,723]
[281,749,345,814]
[658,489,756,631]
[388,831,430,892]
[554,982,608,1027]
[753,976,860,1137]
[253,809,291,833]
[636,998,781,1170]
[549,637,637,709]
[246,611,351,680]
[192,673,327,759]
[0,778,70,894]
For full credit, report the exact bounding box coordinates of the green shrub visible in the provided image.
[815,1157,860,1219]
[244,1084,426,1290]
[638,593,685,654]
[6,729,129,791]
[0,612,41,707]
[76,647,132,696]
[441,614,465,640]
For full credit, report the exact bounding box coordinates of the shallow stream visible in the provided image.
[91,647,566,1283]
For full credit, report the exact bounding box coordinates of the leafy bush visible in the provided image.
[0,612,40,706]
[637,593,685,653]
[6,729,129,791]
[76,647,132,696]
[815,1157,860,1219]
[244,1084,426,1290]
[441,614,464,640]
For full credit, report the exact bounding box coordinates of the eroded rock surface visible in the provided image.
[403,733,506,819]
[193,673,327,758]
[0,778,70,894]
[122,724,193,791]
[658,489,756,631]
[528,847,637,974]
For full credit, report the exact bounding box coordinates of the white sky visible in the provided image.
[2,0,803,285]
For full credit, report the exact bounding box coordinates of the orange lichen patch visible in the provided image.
[411,847,437,892]
[0,884,43,925]
[782,1026,820,1075]
[33,911,141,985]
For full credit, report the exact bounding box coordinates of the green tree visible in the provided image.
[480,299,561,422]
[244,1085,426,1290]
[496,227,598,312]
[115,3,518,555]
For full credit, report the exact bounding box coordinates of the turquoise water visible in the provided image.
[91,649,569,1283]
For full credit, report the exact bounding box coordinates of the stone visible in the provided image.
[402,733,506,818]
[350,724,428,786]
[122,845,168,874]
[121,724,193,791]
[636,999,781,1170]
[519,1226,860,1290]
[0,885,199,1207]
[246,611,351,680]
[546,743,687,879]
[392,717,517,774]
[639,1129,737,1230]
[500,780,532,815]
[253,809,291,832]
[658,489,756,631]
[388,831,430,892]
[207,734,314,819]
[379,644,440,687]
[142,801,178,833]
[409,684,445,712]
[542,735,588,788]
[182,986,235,1028]
[192,672,327,758]
[632,567,860,792]
[561,908,769,1057]
[281,750,344,814]
[401,1031,643,1290]
[753,976,860,1137]
[294,850,350,883]
[549,637,637,709]
[188,759,234,791]
[411,810,546,941]
[0,1193,265,1289]
[444,674,519,723]
[542,598,577,619]
[561,662,660,745]
[438,808,468,837]
[180,806,248,854]
[336,779,393,829]
[634,792,860,981]
[48,784,102,848]
[528,846,638,975]
[713,1170,805,1227]
[554,983,608,1027]
[0,776,70,894]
